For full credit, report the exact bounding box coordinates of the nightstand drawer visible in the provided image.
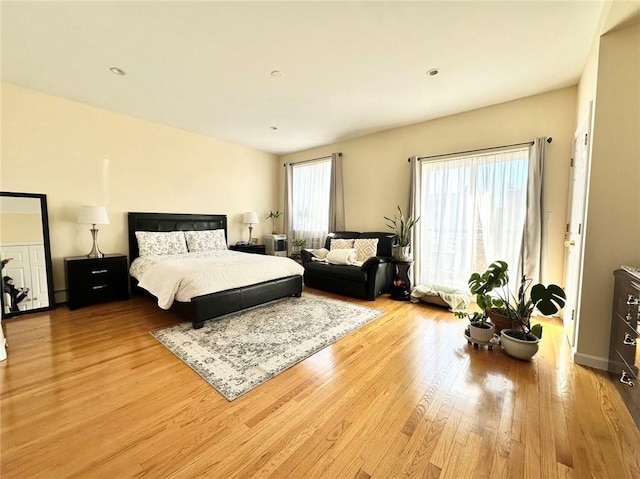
[65,254,130,310]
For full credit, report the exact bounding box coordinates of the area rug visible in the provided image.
[151,294,383,400]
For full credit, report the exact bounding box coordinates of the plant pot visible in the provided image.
[469,321,495,343]
[500,329,540,360]
[392,245,412,261]
[488,309,518,334]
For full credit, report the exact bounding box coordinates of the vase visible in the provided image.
[392,245,412,261]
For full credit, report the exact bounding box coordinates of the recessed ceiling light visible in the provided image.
[270,70,284,78]
[110,67,126,76]
[426,68,439,77]
[269,126,278,130]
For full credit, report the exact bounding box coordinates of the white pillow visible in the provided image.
[310,248,329,259]
[184,229,227,252]
[326,248,357,265]
[330,238,355,250]
[135,231,187,256]
[354,238,379,262]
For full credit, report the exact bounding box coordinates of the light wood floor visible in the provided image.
[1,289,639,479]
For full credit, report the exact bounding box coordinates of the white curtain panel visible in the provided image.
[290,158,332,249]
[417,147,530,290]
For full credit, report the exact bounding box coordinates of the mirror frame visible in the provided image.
[1,191,56,318]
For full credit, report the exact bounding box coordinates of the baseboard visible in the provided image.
[573,351,609,371]
[54,290,68,304]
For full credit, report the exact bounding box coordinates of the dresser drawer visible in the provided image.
[65,254,130,310]
[609,269,640,428]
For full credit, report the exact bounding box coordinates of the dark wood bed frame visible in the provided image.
[127,212,303,329]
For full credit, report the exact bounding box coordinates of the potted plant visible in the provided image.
[384,205,419,261]
[455,310,495,345]
[290,237,306,256]
[468,260,566,360]
[266,210,282,234]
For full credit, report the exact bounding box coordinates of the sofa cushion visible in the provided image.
[330,238,355,250]
[358,232,396,258]
[304,261,367,282]
[324,232,360,250]
[354,238,379,262]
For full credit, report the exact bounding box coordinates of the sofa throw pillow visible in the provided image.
[330,238,355,250]
[135,231,188,256]
[326,248,357,265]
[354,238,379,262]
[184,229,227,252]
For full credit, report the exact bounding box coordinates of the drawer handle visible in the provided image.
[620,370,634,387]
[623,333,637,346]
[92,285,108,290]
[91,269,108,274]
[625,312,633,324]
[627,294,639,306]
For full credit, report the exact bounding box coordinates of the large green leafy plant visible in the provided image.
[468,260,566,339]
[384,205,419,247]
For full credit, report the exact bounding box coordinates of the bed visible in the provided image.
[128,212,303,329]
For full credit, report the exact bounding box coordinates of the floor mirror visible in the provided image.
[1,191,56,321]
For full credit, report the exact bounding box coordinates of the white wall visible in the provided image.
[280,87,578,288]
[574,21,640,368]
[0,83,279,296]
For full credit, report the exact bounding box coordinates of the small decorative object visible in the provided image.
[466,260,566,360]
[77,206,110,258]
[243,212,259,244]
[384,205,419,261]
[266,210,282,234]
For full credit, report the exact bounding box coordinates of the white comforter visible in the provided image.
[130,250,304,309]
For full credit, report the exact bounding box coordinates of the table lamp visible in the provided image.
[77,206,110,258]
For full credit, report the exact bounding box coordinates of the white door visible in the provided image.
[1,245,33,313]
[29,245,49,309]
[562,104,592,346]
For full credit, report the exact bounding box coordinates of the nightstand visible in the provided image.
[64,254,130,310]
[229,244,266,255]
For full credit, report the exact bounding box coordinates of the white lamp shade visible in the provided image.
[243,212,259,225]
[77,206,110,225]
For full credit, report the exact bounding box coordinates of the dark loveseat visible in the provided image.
[300,231,396,300]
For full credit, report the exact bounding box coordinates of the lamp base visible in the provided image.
[87,227,104,258]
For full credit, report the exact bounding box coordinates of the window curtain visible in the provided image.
[409,156,421,283]
[329,152,345,232]
[284,163,294,252]
[284,155,341,250]
[519,137,547,285]
[416,147,530,290]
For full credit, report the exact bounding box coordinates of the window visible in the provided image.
[417,147,530,289]
[290,158,332,248]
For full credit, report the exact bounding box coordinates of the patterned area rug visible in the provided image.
[151,294,383,400]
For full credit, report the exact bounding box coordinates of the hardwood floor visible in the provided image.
[1,289,639,478]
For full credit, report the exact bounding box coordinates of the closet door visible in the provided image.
[1,245,33,313]
[29,245,49,309]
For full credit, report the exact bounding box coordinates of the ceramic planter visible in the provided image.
[392,245,412,261]
[488,309,517,333]
[500,329,540,360]
[469,321,495,343]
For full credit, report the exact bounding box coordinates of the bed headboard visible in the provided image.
[127,212,228,261]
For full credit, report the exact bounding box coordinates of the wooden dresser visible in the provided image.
[608,268,640,428]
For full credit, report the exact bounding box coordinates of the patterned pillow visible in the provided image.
[330,238,355,250]
[354,238,379,262]
[135,231,187,256]
[184,229,227,252]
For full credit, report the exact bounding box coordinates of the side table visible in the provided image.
[391,260,413,301]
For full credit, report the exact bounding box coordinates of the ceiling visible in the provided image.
[1,1,606,156]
